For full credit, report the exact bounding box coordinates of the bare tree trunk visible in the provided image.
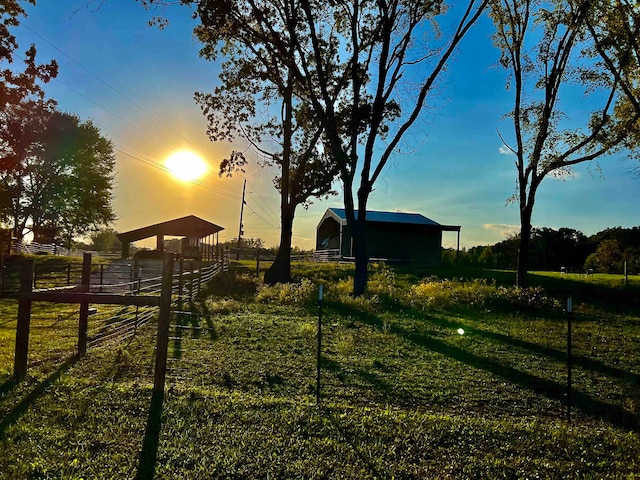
[351,219,368,297]
[264,71,295,286]
[516,208,532,287]
[264,205,294,285]
[352,190,369,297]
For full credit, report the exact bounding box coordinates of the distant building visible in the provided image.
[315,208,460,265]
[117,215,224,260]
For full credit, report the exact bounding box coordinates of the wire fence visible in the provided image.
[84,260,223,351]
[5,256,224,374]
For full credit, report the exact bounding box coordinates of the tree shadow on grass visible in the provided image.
[0,377,19,399]
[135,391,164,480]
[328,302,638,431]
[0,356,77,440]
[323,406,385,479]
[319,356,402,405]
[403,306,640,388]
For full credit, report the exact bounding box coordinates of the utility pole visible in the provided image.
[236,179,246,261]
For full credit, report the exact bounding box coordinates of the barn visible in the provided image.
[315,208,460,265]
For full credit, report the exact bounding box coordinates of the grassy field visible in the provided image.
[0,262,639,478]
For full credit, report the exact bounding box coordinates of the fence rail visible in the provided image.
[313,249,342,263]
[11,254,223,393]
[11,240,70,256]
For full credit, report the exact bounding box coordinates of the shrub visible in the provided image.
[203,298,244,315]
[202,272,260,298]
[409,278,559,312]
[256,278,317,305]
[367,264,397,297]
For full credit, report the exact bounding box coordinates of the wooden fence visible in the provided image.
[11,240,70,256]
[11,252,223,395]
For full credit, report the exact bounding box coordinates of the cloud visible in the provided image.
[483,223,520,238]
[499,146,514,155]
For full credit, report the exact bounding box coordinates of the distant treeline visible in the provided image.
[443,227,640,274]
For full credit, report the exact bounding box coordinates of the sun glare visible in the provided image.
[165,151,208,182]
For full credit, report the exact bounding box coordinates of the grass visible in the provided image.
[0,262,639,478]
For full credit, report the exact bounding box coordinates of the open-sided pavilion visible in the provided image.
[117,215,224,260]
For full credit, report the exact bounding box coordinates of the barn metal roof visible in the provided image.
[326,208,459,230]
[117,215,224,243]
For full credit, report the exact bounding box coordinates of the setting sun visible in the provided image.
[164,151,208,181]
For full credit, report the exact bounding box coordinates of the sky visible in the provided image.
[10,0,640,250]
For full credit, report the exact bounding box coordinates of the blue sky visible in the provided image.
[11,1,639,250]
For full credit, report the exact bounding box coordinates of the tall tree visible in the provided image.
[140,0,487,295]
[192,7,338,284]
[490,0,640,286]
[1,0,58,174]
[295,0,488,295]
[138,0,339,285]
[3,110,116,245]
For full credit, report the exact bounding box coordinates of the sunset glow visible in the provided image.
[165,151,208,182]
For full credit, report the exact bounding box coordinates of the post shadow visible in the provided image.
[135,391,165,480]
[0,357,76,440]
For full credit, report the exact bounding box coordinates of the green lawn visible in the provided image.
[0,264,638,478]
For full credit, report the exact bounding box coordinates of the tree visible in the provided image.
[141,0,488,295]
[2,110,116,245]
[1,100,54,239]
[585,1,640,120]
[1,0,58,173]
[529,227,589,271]
[192,4,339,284]
[490,0,640,286]
[584,238,623,273]
[294,0,489,295]
[89,227,121,252]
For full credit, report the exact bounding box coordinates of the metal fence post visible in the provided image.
[0,254,5,297]
[178,257,184,312]
[316,285,324,404]
[189,261,195,301]
[567,297,573,423]
[32,262,38,289]
[196,260,202,295]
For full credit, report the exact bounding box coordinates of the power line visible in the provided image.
[21,22,208,156]
[246,183,280,222]
[114,144,241,201]
[244,202,275,227]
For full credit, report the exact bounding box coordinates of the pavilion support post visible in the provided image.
[178,257,184,312]
[196,260,202,295]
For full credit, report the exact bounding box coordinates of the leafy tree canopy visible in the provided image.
[0,0,58,173]
[1,110,116,244]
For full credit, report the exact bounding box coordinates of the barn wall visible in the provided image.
[338,223,442,264]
